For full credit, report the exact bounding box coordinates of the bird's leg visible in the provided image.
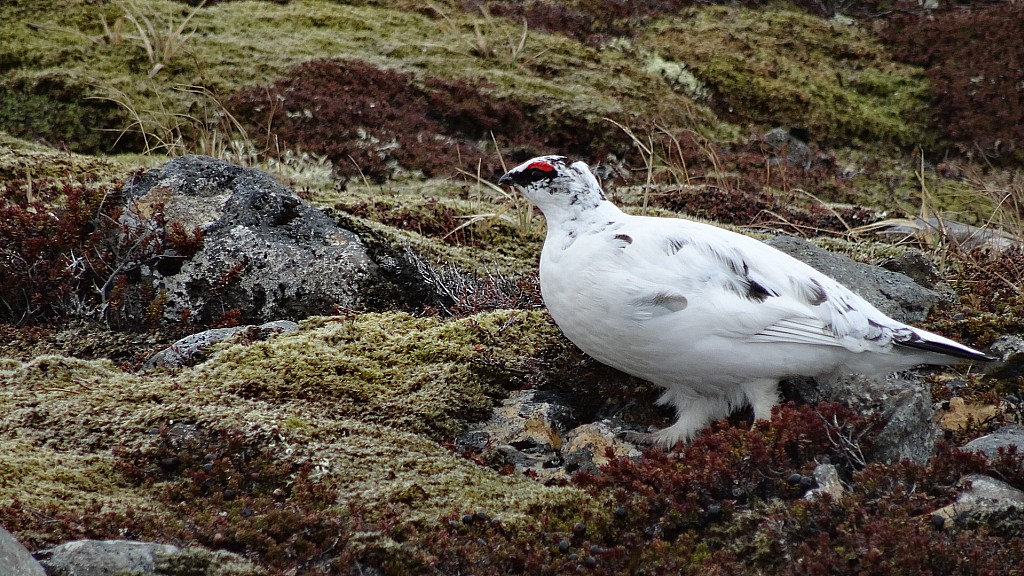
[744,378,780,424]
[652,390,731,449]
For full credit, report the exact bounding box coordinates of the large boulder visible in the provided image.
[0,525,45,576]
[122,155,431,325]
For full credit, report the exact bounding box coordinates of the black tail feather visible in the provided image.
[897,338,996,362]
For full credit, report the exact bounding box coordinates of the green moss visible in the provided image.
[155,547,262,576]
[0,133,136,186]
[323,177,546,272]
[0,0,723,157]
[198,310,561,439]
[0,437,154,512]
[638,6,933,150]
[0,310,593,538]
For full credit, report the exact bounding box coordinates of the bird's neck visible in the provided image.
[543,198,626,245]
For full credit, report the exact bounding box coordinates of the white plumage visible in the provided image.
[498,155,992,447]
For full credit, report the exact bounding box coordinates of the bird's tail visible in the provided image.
[897,327,995,362]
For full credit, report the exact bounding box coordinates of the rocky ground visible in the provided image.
[2,1,1024,574]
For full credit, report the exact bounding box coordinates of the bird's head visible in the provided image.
[498,155,607,216]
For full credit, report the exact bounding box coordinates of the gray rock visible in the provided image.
[873,217,1020,252]
[983,336,1024,390]
[763,235,946,323]
[788,372,939,465]
[987,335,1024,361]
[35,540,178,576]
[0,525,45,576]
[34,540,259,576]
[144,320,298,369]
[123,155,429,325]
[963,425,1024,459]
[877,249,956,303]
[763,237,958,463]
[458,391,643,481]
[764,127,812,169]
[932,474,1024,529]
[805,463,844,501]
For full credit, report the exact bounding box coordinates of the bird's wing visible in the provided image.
[609,217,906,353]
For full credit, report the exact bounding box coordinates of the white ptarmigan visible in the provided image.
[498,155,993,447]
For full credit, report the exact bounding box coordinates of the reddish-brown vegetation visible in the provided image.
[880,4,1024,164]
[226,59,630,183]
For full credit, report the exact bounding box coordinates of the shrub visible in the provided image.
[0,176,202,327]
[226,59,632,183]
[879,5,1024,164]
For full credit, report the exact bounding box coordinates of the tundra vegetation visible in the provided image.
[1,0,1023,574]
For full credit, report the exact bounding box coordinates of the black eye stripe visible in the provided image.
[519,166,557,184]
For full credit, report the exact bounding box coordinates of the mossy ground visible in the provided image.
[636,7,933,150]
[0,311,597,565]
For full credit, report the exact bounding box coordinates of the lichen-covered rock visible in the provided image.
[33,539,259,576]
[963,425,1024,459]
[459,389,647,481]
[932,474,1024,530]
[35,540,179,576]
[124,155,431,325]
[805,463,843,501]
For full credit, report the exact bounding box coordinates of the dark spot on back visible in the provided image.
[746,279,773,302]
[614,233,633,244]
[666,237,687,254]
[806,278,828,306]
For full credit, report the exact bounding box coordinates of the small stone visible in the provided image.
[475,538,487,546]
[272,488,285,500]
[240,507,253,517]
[931,514,946,530]
[223,488,237,501]
[806,464,844,501]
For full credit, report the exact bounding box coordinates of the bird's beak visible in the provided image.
[498,173,514,186]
